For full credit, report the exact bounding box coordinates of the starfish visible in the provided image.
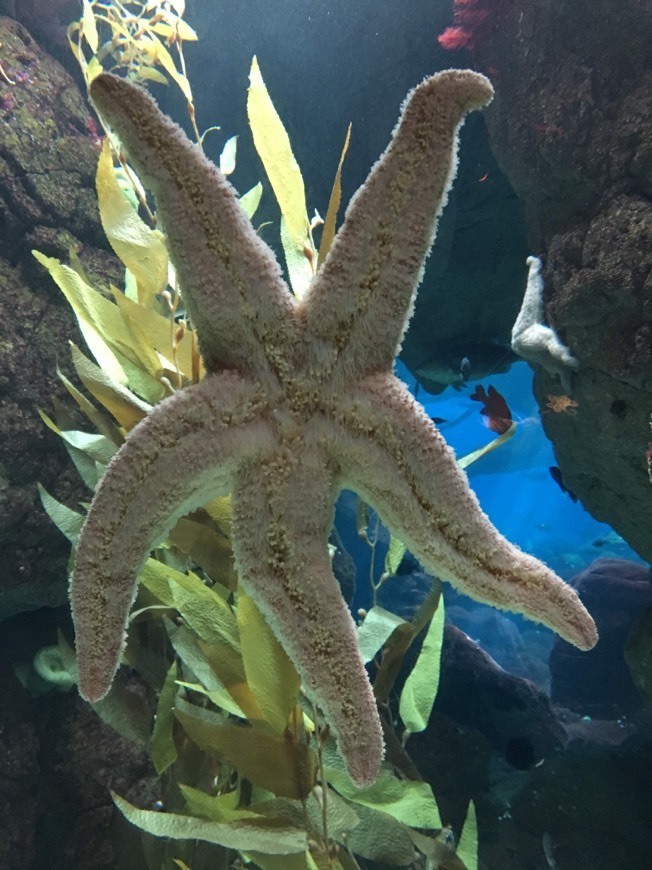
[73,70,597,788]
[511,255,579,390]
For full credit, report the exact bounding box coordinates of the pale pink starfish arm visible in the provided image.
[89,75,298,377]
[331,374,598,652]
[72,372,275,702]
[231,439,384,787]
[300,70,494,378]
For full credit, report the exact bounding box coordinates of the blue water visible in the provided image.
[396,359,642,580]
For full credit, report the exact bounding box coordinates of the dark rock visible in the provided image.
[436,625,567,760]
[625,607,652,704]
[465,0,652,560]
[510,727,652,870]
[0,607,156,868]
[550,559,652,717]
[0,17,120,620]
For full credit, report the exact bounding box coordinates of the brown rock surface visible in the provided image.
[459,0,652,559]
[0,16,118,618]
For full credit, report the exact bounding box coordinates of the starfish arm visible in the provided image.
[89,74,298,377]
[72,372,275,703]
[330,374,598,651]
[300,70,493,378]
[511,256,579,385]
[231,441,384,787]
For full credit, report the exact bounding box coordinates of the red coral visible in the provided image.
[437,0,499,54]
[438,27,473,51]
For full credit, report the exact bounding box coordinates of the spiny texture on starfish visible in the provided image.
[74,70,597,788]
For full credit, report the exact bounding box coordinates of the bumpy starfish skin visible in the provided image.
[74,71,598,787]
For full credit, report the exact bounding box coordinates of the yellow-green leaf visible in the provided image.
[384,534,407,577]
[37,483,83,544]
[357,606,406,665]
[180,784,260,823]
[457,422,517,469]
[136,66,171,86]
[457,800,478,870]
[168,517,236,588]
[399,599,445,734]
[150,19,198,42]
[109,287,195,380]
[56,366,124,445]
[325,764,441,830]
[219,134,238,176]
[151,661,179,774]
[247,56,314,297]
[343,802,417,866]
[317,123,351,268]
[81,0,99,54]
[33,251,127,384]
[237,594,301,733]
[147,34,193,102]
[70,343,150,431]
[96,140,168,304]
[239,182,263,219]
[86,56,104,85]
[176,710,317,800]
[113,792,307,854]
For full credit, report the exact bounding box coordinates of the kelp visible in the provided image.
[34,5,482,867]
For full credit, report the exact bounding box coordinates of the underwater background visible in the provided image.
[0,1,651,868]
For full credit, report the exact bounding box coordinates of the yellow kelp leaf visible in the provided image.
[150,19,198,42]
[96,140,168,305]
[169,579,240,656]
[457,800,478,870]
[110,287,195,379]
[81,0,99,54]
[384,534,407,577]
[180,784,260,823]
[243,852,313,870]
[146,34,193,102]
[239,182,263,219]
[457,421,517,469]
[38,408,107,490]
[219,135,238,176]
[58,429,116,466]
[196,638,264,722]
[247,56,314,297]
[357,606,406,665]
[70,343,150,431]
[317,123,351,268]
[168,517,236,588]
[86,56,104,85]
[37,484,84,544]
[343,802,417,867]
[110,290,165,379]
[33,251,127,384]
[203,496,233,536]
[135,66,170,87]
[325,765,441,830]
[151,661,179,775]
[175,710,317,800]
[399,598,445,734]
[237,594,301,734]
[56,366,124,444]
[280,215,315,299]
[113,792,307,854]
